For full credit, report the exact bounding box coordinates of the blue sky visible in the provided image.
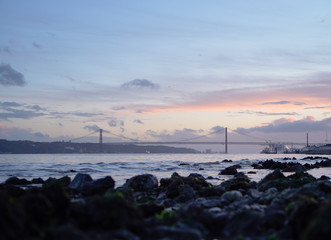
[1,0,331,148]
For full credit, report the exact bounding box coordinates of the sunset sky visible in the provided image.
[1,0,331,148]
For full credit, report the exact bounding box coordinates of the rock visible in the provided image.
[220,172,254,191]
[140,203,164,217]
[125,174,158,191]
[104,229,140,240]
[219,166,238,175]
[5,177,31,185]
[300,199,331,240]
[166,178,184,198]
[221,190,243,204]
[223,208,265,238]
[31,177,44,184]
[45,224,89,240]
[319,175,330,180]
[222,159,233,163]
[248,188,262,199]
[282,164,307,172]
[81,176,115,195]
[248,171,256,174]
[68,173,93,191]
[264,207,286,229]
[176,184,196,203]
[22,192,53,225]
[183,173,210,190]
[146,225,202,240]
[70,193,143,231]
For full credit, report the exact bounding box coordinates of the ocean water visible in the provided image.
[0,153,330,187]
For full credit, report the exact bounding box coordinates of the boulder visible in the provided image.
[81,176,115,195]
[219,166,238,175]
[68,173,93,191]
[125,174,158,191]
[221,190,243,204]
[5,177,31,185]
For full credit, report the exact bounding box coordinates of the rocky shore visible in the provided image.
[1,158,330,240]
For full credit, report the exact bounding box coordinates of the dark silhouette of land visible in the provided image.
[0,139,198,154]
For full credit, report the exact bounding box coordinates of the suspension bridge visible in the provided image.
[70,127,309,154]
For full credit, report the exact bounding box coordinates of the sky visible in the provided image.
[1,0,331,151]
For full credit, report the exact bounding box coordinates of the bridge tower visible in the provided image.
[225,127,228,154]
[99,129,103,153]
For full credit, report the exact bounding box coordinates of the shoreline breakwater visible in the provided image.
[1,157,331,240]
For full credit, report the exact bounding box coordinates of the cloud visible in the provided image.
[261,101,306,106]
[0,124,52,141]
[0,102,21,108]
[120,79,159,90]
[32,42,42,49]
[0,46,10,53]
[235,116,331,133]
[262,101,291,105]
[0,109,46,120]
[145,128,203,141]
[28,105,47,111]
[134,119,144,124]
[108,117,124,127]
[210,126,225,134]
[237,110,299,116]
[112,106,126,111]
[126,73,331,114]
[0,102,46,120]
[71,112,103,117]
[0,63,26,86]
[304,105,331,110]
[84,124,101,132]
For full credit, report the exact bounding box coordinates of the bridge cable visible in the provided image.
[176,128,225,142]
[228,127,268,142]
[103,131,139,142]
[69,131,98,142]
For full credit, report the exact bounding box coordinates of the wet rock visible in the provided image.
[220,172,255,191]
[140,203,164,217]
[166,177,184,198]
[219,166,238,175]
[221,190,243,204]
[223,208,265,238]
[31,177,44,184]
[22,191,53,225]
[41,178,71,218]
[179,163,189,166]
[45,176,71,187]
[104,229,140,240]
[125,174,158,191]
[0,191,27,239]
[319,175,330,180]
[45,224,89,240]
[183,173,210,191]
[176,184,196,203]
[222,159,232,163]
[68,173,93,192]
[264,207,286,229]
[81,176,115,195]
[146,225,202,240]
[70,193,143,232]
[248,188,262,199]
[5,177,31,185]
[300,199,331,240]
[282,164,307,172]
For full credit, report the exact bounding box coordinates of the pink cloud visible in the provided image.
[128,79,330,113]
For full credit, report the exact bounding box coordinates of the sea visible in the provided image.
[1,153,330,187]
